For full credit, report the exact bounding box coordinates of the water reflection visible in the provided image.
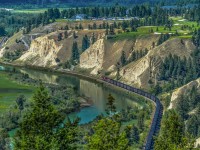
[0,65,144,124]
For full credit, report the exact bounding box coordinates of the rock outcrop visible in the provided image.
[80,39,105,75]
[119,38,195,88]
[17,35,62,67]
[80,35,159,75]
[169,78,200,109]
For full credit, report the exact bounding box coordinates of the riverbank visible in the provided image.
[0,61,151,104]
[0,61,157,149]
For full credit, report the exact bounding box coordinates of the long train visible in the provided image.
[102,77,163,150]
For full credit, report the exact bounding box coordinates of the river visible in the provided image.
[0,65,146,124]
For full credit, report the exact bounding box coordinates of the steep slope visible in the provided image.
[80,39,105,74]
[15,28,105,67]
[169,78,200,109]
[80,35,159,75]
[16,34,63,67]
[118,38,195,88]
[0,31,27,59]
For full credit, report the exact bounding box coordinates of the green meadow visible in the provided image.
[0,72,35,113]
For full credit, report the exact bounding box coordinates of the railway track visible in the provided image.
[102,77,163,150]
[0,62,163,150]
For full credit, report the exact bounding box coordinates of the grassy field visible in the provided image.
[13,9,46,14]
[0,72,35,113]
[13,8,67,14]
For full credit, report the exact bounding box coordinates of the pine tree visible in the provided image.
[154,110,195,150]
[132,125,140,144]
[0,128,9,150]
[64,31,68,38]
[87,118,129,150]
[14,84,78,150]
[91,33,96,44]
[137,111,145,131]
[73,31,77,39]
[58,32,63,41]
[71,41,79,62]
[82,35,90,52]
[120,51,126,67]
[106,94,116,115]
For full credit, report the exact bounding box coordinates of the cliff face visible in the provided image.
[80,39,105,75]
[169,78,200,109]
[118,38,195,88]
[80,35,159,75]
[17,35,62,67]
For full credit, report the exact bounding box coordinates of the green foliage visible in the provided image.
[120,51,127,67]
[82,35,90,52]
[150,84,162,96]
[0,25,6,36]
[71,41,79,62]
[137,111,145,131]
[0,128,10,150]
[86,118,129,150]
[159,49,200,89]
[106,94,116,115]
[154,110,195,150]
[129,49,148,63]
[16,95,26,113]
[57,32,63,41]
[14,84,79,150]
[192,28,200,48]
[125,125,140,145]
[157,33,170,46]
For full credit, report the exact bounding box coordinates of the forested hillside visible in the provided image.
[0,0,198,6]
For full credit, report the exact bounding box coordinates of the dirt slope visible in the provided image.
[80,34,159,75]
[169,78,200,109]
[118,38,195,88]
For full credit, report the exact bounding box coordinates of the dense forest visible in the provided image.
[0,0,198,6]
[1,3,199,36]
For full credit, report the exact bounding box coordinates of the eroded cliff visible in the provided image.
[169,78,200,109]
[17,34,63,67]
[118,38,195,88]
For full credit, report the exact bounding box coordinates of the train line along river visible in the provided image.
[0,65,149,124]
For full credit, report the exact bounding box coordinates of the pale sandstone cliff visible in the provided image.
[15,29,105,68]
[169,78,200,109]
[80,39,105,75]
[17,35,62,67]
[118,38,195,88]
[80,35,159,75]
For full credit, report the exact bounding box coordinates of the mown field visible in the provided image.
[13,8,67,14]
[0,72,35,113]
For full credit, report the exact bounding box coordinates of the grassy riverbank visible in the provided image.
[0,72,35,113]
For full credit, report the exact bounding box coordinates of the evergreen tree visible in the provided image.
[87,118,129,150]
[0,26,6,36]
[64,31,68,38]
[120,51,126,67]
[82,35,90,52]
[14,84,78,150]
[58,32,63,41]
[0,128,9,150]
[71,41,79,61]
[91,33,96,44]
[122,21,128,32]
[132,125,140,144]
[137,111,145,131]
[176,95,189,120]
[154,110,195,150]
[73,31,77,39]
[16,95,26,115]
[106,94,116,115]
